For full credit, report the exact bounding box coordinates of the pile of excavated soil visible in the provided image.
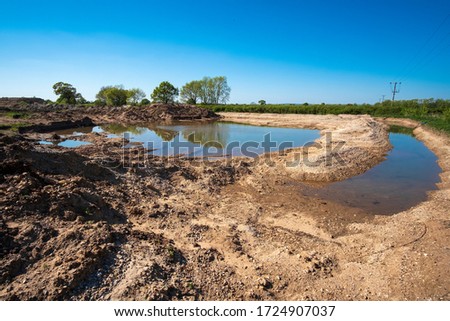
[0,103,219,132]
[119,103,218,122]
[0,97,45,107]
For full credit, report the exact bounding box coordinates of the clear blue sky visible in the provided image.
[1,0,449,104]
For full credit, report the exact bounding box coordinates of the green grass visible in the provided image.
[202,99,450,134]
[415,116,450,133]
[3,111,30,119]
[0,111,31,133]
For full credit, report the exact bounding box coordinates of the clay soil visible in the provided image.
[0,105,449,300]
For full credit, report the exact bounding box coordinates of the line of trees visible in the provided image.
[51,76,231,107]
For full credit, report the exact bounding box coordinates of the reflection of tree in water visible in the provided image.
[151,127,179,141]
[56,126,95,135]
[101,123,229,147]
[181,123,229,148]
[100,123,179,141]
[388,125,414,136]
[101,124,147,135]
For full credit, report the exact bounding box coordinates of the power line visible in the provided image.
[400,32,450,82]
[395,13,450,81]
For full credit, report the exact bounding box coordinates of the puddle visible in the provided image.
[57,140,92,148]
[38,140,53,145]
[293,129,442,215]
[38,139,92,148]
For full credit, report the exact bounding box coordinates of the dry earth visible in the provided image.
[0,105,449,300]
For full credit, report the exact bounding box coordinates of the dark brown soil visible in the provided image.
[0,135,250,300]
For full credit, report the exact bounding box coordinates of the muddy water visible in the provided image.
[294,131,442,215]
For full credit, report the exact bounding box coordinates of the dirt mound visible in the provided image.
[0,97,45,108]
[120,104,219,122]
[1,102,219,128]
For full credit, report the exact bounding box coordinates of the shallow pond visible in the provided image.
[294,130,442,214]
[48,122,441,215]
[60,122,321,157]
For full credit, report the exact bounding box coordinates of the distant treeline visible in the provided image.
[203,99,450,133]
[50,77,230,107]
[204,99,450,117]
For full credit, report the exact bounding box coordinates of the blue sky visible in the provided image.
[0,0,449,104]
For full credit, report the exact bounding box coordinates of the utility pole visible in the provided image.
[390,82,401,102]
[381,95,386,103]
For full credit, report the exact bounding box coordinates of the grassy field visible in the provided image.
[203,99,450,134]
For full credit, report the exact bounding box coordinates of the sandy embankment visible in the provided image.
[220,113,392,181]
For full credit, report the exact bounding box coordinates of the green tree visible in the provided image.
[52,82,84,104]
[140,98,151,106]
[75,93,87,104]
[151,81,179,104]
[199,76,230,104]
[258,100,266,105]
[96,85,128,106]
[126,88,146,105]
[180,80,202,104]
[94,99,106,107]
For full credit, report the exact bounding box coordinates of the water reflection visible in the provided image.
[152,127,179,141]
[101,124,147,136]
[294,131,441,215]
[80,121,319,157]
[180,123,230,148]
[49,121,320,157]
[53,126,95,136]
